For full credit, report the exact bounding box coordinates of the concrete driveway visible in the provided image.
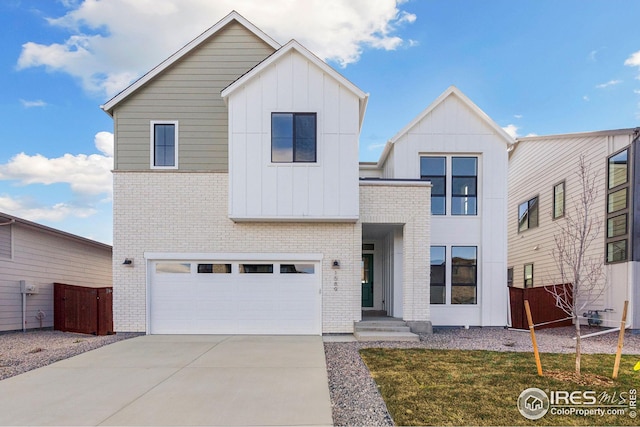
[0,335,333,426]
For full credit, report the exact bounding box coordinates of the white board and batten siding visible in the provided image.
[379,88,511,327]
[508,131,636,327]
[227,48,361,221]
[0,220,112,332]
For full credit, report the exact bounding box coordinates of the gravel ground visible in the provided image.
[325,326,640,427]
[2,327,639,426]
[0,330,140,381]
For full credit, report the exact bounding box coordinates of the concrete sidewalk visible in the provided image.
[0,335,333,426]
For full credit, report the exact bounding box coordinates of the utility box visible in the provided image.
[53,283,114,335]
[20,281,39,294]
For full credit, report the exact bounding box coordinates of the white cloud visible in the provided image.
[583,95,590,101]
[595,79,622,89]
[17,0,417,98]
[20,99,47,108]
[588,50,598,61]
[0,132,113,197]
[514,114,523,119]
[0,196,96,222]
[502,124,519,139]
[625,50,640,79]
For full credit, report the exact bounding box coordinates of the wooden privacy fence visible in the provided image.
[509,284,573,329]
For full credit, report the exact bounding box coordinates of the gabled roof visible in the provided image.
[0,211,111,250]
[377,86,514,167]
[221,39,369,130]
[101,11,280,116]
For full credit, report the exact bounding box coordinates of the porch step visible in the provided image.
[354,319,420,342]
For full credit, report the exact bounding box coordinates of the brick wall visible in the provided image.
[113,172,360,333]
[359,182,431,322]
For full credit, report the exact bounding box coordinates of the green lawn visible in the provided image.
[360,348,639,426]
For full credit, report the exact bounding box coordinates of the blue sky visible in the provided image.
[1,0,639,244]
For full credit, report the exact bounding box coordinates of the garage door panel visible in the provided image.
[150,260,321,335]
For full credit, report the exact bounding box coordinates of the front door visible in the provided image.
[361,254,374,307]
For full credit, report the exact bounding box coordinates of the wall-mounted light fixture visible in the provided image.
[332,260,340,269]
[123,258,133,266]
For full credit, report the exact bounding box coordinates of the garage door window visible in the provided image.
[197,263,232,274]
[240,264,274,273]
[280,264,315,274]
[156,263,191,273]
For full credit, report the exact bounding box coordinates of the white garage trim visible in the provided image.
[145,253,323,335]
[144,252,324,261]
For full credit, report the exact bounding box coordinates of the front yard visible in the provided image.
[360,348,639,426]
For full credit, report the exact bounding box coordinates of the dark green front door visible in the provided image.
[361,254,373,307]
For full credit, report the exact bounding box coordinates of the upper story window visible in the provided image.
[420,157,446,215]
[606,147,630,263]
[271,113,317,163]
[553,181,565,219]
[0,221,12,260]
[420,155,479,216]
[451,157,477,215]
[151,121,178,168]
[518,196,538,232]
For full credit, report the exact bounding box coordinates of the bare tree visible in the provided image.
[547,155,605,375]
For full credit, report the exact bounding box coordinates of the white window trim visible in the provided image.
[150,120,179,169]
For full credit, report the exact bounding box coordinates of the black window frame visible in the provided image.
[153,122,177,168]
[430,246,446,304]
[552,181,565,220]
[507,267,514,287]
[451,157,478,216]
[524,263,534,288]
[518,196,539,233]
[605,147,630,264]
[271,112,317,163]
[420,156,446,215]
[451,246,477,305]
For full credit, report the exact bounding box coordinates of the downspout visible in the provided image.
[20,280,26,332]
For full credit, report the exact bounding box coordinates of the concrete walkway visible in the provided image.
[0,335,333,426]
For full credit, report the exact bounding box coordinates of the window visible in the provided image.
[271,113,316,162]
[280,264,315,274]
[197,264,231,274]
[239,264,274,273]
[553,181,565,219]
[524,263,533,288]
[430,246,446,304]
[507,267,514,287]
[156,263,191,274]
[451,157,477,215]
[518,196,538,232]
[0,221,11,259]
[420,157,446,215]
[606,148,630,263]
[451,246,477,304]
[151,121,178,168]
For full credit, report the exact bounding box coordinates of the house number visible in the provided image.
[334,273,338,291]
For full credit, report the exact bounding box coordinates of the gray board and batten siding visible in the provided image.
[113,21,276,172]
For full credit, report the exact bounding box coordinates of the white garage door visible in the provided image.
[149,260,321,335]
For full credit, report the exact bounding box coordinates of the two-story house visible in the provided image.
[508,128,640,329]
[102,11,509,335]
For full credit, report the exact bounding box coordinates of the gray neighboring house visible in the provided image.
[0,212,112,332]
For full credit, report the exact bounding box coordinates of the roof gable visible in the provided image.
[378,86,514,166]
[221,40,369,129]
[101,11,280,115]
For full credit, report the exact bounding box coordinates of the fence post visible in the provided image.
[612,300,629,379]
